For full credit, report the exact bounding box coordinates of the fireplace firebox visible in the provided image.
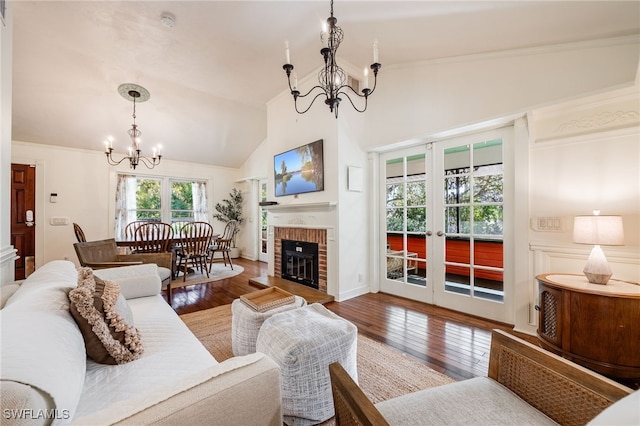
[281,239,319,289]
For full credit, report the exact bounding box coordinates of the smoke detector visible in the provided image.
[160,13,176,28]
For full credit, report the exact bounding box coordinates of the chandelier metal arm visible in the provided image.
[137,154,163,169]
[105,149,132,167]
[294,90,330,115]
[105,148,162,170]
[336,91,367,113]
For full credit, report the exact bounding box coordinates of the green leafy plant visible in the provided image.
[212,188,244,247]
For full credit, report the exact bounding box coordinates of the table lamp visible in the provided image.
[573,211,624,284]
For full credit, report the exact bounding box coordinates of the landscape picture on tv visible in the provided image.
[274,139,324,197]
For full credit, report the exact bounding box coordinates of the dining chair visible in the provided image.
[209,220,236,273]
[73,223,87,243]
[124,220,150,241]
[132,222,174,253]
[169,221,191,239]
[175,221,214,282]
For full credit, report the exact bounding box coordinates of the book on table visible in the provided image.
[240,287,296,312]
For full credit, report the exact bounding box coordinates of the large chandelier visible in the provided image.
[282,0,381,118]
[104,83,162,170]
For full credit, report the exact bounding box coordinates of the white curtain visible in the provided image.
[115,174,137,240]
[192,181,209,222]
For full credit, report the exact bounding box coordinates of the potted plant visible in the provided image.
[212,188,244,258]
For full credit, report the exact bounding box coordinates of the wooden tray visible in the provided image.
[240,287,295,312]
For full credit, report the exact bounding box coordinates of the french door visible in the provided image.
[380,128,512,322]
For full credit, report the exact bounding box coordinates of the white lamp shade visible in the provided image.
[573,215,624,246]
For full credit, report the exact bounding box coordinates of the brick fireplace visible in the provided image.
[274,227,327,293]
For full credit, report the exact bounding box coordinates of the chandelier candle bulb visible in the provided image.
[363,68,369,90]
[322,21,329,47]
[285,40,291,64]
[373,39,379,63]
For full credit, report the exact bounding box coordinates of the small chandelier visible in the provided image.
[282,0,381,118]
[104,83,162,170]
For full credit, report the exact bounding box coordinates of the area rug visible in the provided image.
[180,304,455,405]
[171,264,243,290]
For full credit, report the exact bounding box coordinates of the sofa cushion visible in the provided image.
[93,264,162,299]
[69,267,144,365]
[375,377,558,425]
[4,260,78,308]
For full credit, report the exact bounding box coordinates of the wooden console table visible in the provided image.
[536,273,640,379]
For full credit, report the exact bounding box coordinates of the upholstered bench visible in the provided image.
[256,303,358,426]
[231,295,306,356]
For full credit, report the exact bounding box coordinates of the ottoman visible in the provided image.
[231,295,307,356]
[256,303,358,426]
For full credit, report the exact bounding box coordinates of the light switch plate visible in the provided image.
[50,217,70,226]
[531,216,562,232]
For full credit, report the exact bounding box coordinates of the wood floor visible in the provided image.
[170,258,536,381]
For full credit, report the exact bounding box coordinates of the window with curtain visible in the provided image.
[115,174,209,239]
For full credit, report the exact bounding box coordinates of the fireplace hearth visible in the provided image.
[281,239,319,289]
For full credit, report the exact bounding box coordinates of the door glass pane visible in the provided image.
[406,207,426,233]
[445,174,470,204]
[445,265,471,295]
[409,260,427,286]
[386,182,404,207]
[473,166,503,203]
[473,205,503,236]
[386,253,404,281]
[406,180,425,206]
[474,270,504,302]
[386,208,403,232]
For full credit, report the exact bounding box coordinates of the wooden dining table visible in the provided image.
[116,234,220,279]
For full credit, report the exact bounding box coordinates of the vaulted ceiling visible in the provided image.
[11,1,640,167]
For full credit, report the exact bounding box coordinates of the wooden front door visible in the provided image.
[11,164,36,279]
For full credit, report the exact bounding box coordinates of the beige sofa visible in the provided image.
[0,260,282,425]
[330,329,636,426]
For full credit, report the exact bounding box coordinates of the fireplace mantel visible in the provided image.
[262,201,337,212]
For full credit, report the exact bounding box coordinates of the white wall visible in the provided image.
[0,5,17,283]
[11,141,240,268]
[362,37,639,150]
[336,108,370,300]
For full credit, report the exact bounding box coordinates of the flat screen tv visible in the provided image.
[274,139,324,197]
